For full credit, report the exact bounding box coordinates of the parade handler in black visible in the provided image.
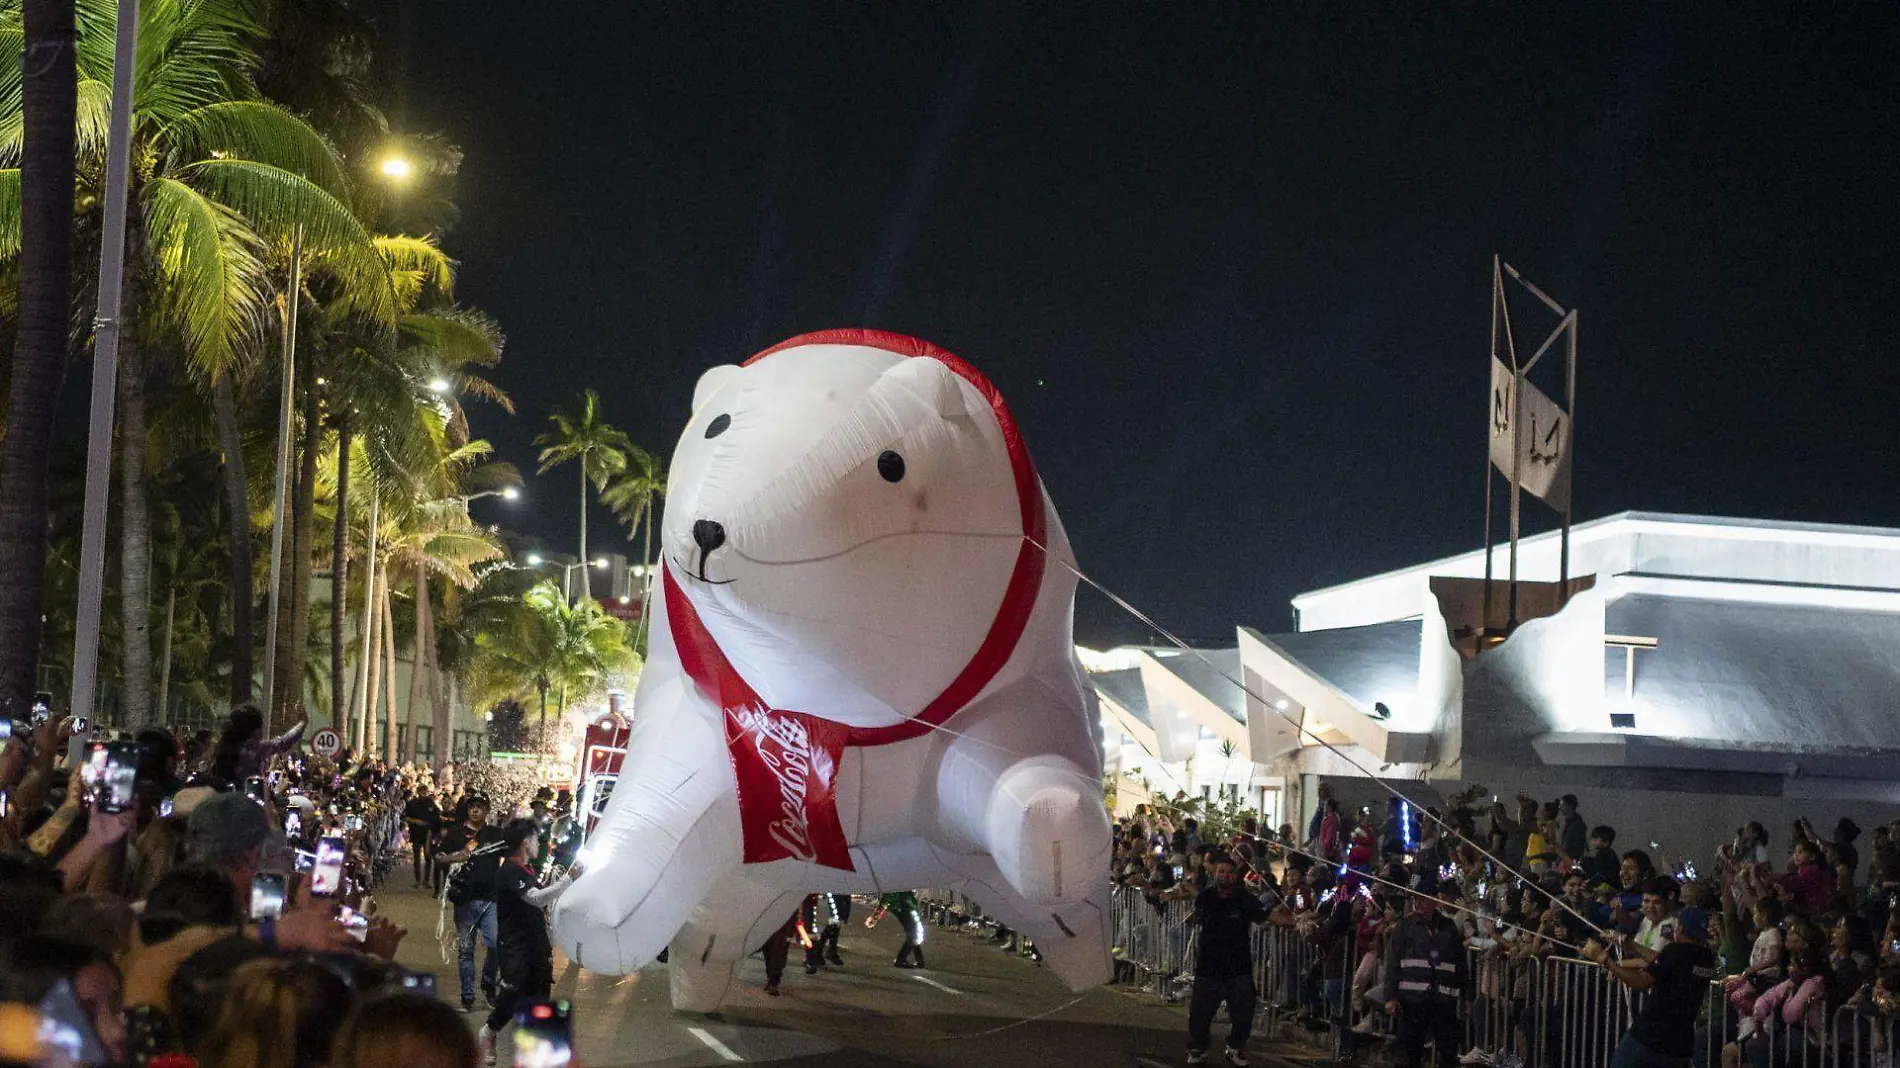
[1383,883,1469,1068]
[1587,905,1717,1068]
[478,818,584,1061]
[1185,855,1272,1066]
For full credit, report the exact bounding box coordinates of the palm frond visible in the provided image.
[0,21,24,162]
[128,0,263,126]
[159,99,349,199]
[182,157,393,325]
[0,168,19,260]
[75,79,113,162]
[398,307,500,367]
[374,234,455,307]
[0,75,112,170]
[139,175,271,376]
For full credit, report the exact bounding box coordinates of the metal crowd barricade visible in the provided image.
[991,886,1900,1068]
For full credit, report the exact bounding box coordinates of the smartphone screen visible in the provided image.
[512,999,573,1068]
[311,836,347,896]
[251,873,287,920]
[285,811,302,837]
[101,741,139,814]
[80,743,108,805]
[294,849,316,874]
[344,813,364,833]
[0,718,12,741]
[400,972,438,999]
[159,797,174,818]
[0,791,9,819]
[35,979,107,1065]
[336,906,370,942]
[244,777,267,803]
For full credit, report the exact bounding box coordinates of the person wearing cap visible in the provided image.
[186,790,279,913]
[1383,884,1468,1068]
[1587,905,1717,1068]
[437,794,505,1012]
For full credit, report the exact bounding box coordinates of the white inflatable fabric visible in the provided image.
[551,329,1115,1010]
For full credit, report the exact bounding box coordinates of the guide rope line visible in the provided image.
[1022,534,1609,938]
[699,528,1605,937]
[1246,834,1589,954]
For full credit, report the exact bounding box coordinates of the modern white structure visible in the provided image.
[1093,512,1900,850]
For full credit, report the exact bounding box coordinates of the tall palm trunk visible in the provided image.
[405,561,425,760]
[437,674,458,765]
[117,334,153,726]
[212,375,254,706]
[0,0,78,712]
[156,585,176,720]
[328,420,349,729]
[351,483,378,748]
[635,494,654,651]
[357,570,380,752]
[277,367,319,719]
[576,464,589,601]
[379,585,398,758]
[427,583,449,766]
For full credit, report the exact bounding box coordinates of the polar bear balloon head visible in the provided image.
[666,330,1044,731]
[553,329,1113,1011]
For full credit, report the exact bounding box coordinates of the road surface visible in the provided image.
[373,882,1323,1067]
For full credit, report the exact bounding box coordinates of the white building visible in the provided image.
[1095,512,1900,852]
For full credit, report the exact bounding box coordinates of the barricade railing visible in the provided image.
[965,887,1900,1068]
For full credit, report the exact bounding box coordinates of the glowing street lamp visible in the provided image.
[501,486,520,501]
[428,377,450,393]
[379,155,414,180]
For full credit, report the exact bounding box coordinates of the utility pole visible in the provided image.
[68,0,139,724]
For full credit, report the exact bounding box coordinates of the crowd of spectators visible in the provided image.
[0,705,530,1068]
[1112,784,1900,1068]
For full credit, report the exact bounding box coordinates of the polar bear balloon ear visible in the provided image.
[692,365,741,413]
[878,357,969,420]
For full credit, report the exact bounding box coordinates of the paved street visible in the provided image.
[373,882,1318,1068]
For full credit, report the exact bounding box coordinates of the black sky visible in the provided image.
[393,4,1900,646]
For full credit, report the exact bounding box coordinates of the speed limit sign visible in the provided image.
[310,728,342,758]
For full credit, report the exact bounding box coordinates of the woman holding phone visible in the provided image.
[478,818,583,1063]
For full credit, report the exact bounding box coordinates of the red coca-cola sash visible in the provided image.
[665,330,1047,871]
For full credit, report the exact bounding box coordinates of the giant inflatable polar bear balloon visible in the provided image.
[551,328,1114,1010]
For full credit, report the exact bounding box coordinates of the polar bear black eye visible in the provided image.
[705,414,731,439]
[877,451,906,483]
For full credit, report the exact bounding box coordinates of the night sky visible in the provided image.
[395,5,1899,646]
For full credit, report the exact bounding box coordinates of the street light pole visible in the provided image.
[68,0,139,725]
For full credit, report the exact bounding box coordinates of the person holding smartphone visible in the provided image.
[478,818,582,1063]
[185,791,277,915]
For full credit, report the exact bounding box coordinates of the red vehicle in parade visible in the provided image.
[575,712,631,841]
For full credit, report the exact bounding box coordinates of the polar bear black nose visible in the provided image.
[692,520,726,554]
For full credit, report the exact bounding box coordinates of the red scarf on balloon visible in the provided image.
[665,329,1046,871]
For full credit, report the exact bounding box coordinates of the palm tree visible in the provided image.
[371,491,503,757]
[600,444,665,648]
[317,240,507,735]
[468,579,637,726]
[0,0,394,717]
[534,390,629,601]
[0,0,77,714]
[433,562,536,764]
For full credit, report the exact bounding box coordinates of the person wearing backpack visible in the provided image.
[436,794,507,1011]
